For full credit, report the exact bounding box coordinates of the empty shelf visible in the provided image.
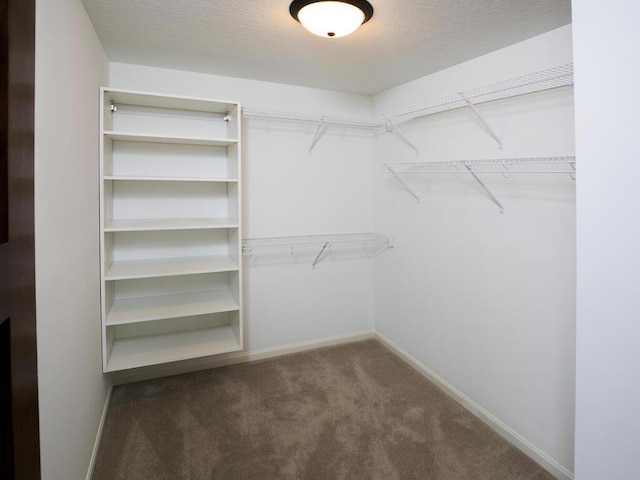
[105,255,239,280]
[106,289,239,326]
[104,217,239,232]
[105,325,241,372]
[104,131,237,147]
[104,175,238,183]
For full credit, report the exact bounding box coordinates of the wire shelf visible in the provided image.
[242,107,382,130]
[382,156,576,174]
[386,64,574,122]
[243,233,392,266]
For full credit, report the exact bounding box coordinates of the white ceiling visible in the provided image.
[81,0,571,95]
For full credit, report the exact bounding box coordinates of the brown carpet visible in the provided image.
[92,339,555,480]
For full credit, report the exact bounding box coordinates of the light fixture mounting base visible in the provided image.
[289,0,374,24]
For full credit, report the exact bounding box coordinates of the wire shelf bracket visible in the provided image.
[463,165,505,213]
[309,118,327,154]
[461,95,503,149]
[383,114,419,155]
[383,164,420,203]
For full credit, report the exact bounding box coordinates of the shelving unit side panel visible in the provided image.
[226,182,240,221]
[226,104,240,141]
[226,143,239,180]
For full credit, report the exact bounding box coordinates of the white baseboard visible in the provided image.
[375,332,574,480]
[108,330,375,385]
[85,385,113,480]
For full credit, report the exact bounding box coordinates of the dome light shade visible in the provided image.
[290,0,374,38]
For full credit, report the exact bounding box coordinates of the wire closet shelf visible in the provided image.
[243,233,392,267]
[385,63,574,123]
[382,156,577,175]
[242,107,381,130]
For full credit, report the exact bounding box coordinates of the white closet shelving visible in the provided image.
[243,233,392,267]
[380,64,575,209]
[242,107,381,130]
[385,64,574,122]
[382,157,576,174]
[383,157,576,211]
[99,88,243,372]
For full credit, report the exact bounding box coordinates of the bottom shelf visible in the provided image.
[105,325,241,372]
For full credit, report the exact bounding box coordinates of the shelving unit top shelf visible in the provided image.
[103,88,238,114]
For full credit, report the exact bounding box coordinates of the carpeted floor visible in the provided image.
[92,339,555,480]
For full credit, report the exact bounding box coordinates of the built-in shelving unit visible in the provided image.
[243,233,392,267]
[99,88,243,372]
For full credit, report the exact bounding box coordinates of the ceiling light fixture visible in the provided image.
[289,0,374,39]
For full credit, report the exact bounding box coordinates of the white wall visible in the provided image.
[573,2,640,479]
[109,64,376,353]
[34,0,109,478]
[372,26,576,477]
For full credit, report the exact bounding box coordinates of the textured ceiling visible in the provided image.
[81,0,571,95]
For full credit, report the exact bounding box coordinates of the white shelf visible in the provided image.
[242,107,381,130]
[382,157,576,174]
[104,175,238,183]
[386,64,574,122]
[106,289,239,326]
[243,233,392,267]
[106,89,237,114]
[104,217,239,232]
[105,325,241,372]
[105,255,239,280]
[104,131,237,147]
[100,88,243,373]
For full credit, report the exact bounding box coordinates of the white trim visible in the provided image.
[108,330,375,385]
[375,332,574,480]
[85,385,113,480]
